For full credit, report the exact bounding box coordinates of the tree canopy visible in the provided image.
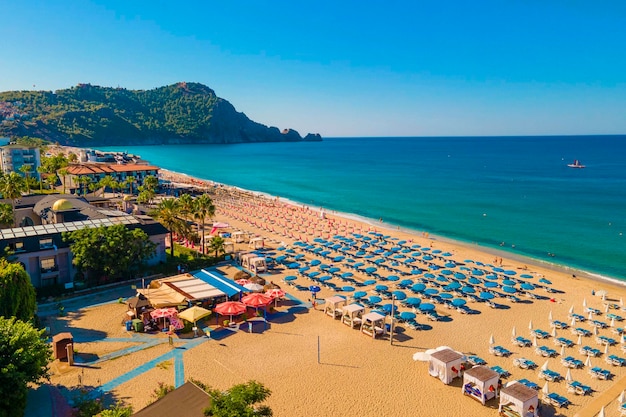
[63,224,156,284]
[0,259,37,321]
[0,317,51,417]
[204,380,272,417]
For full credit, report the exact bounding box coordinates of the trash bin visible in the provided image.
[132,319,144,332]
[125,321,133,331]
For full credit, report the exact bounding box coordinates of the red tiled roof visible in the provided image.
[66,164,159,175]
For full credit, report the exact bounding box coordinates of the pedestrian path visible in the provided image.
[574,373,626,417]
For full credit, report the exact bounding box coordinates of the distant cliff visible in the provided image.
[0,82,322,146]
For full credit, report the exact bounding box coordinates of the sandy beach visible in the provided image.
[43,167,626,417]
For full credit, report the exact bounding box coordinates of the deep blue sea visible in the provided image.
[100,136,626,281]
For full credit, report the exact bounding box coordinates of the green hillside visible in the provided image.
[0,82,321,146]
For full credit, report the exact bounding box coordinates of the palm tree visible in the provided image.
[99,175,116,197]
[19,165,31,194]
[124,176,136,196]
[36,166,46,193]
[0,203,13,228]
[77,175,92,196]
[208,235,226,260]
[151,198,189,257]
[178,194,195,220]
[193,194,215,255]
[58,167,69,194]
[0,172,26,226]
[45,174,58,191]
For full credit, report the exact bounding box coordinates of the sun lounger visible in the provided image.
[513,357,537,370]
[512,336,532,347]
[538,369,563,382]
[531,329,550,339]
[535,346,558,358]
[607,355,626,367]
[567,380,592,395]
[561,356,584,369]
[569,313,585,322]
[554,337,574,347]
[591,319,608,328]
[551,320,569,329]
[544,392,570,408]
[586,307,602,315]
[489,345,512,357]
[467,355,486,366]
[589,366,612,380]
[580,345,602,357]
[518,379,540,390]
[573,327,592,336]
[612,327,625,335]
[597,335,617,346]
[490,365,510,378]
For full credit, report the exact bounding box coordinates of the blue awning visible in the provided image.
[194,269,248,298]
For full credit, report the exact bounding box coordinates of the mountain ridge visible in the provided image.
[0,82,322,146]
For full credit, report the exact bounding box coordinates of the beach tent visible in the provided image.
[249,237,265,249]
[463,366,500,405]
[341,303,365,328]
[239,252,267,274]
[498,382,539,417]
[232,231,247,243]
[360,311,387,338]
[428,348,464,385]
[137,285,187,308]
[324,295,348,319]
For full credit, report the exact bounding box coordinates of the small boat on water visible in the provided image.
[567,160,585,169]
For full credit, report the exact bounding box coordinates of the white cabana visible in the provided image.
[232,231,247,243]
[341,303,364,328]
[223,240,235,254]
[499,382,539,417]
[249,237,265,249]
[463,366,500,405]
[324,296,347,319]
[239,252,267,274]
[360,311,387,338]
[428,348,464,385]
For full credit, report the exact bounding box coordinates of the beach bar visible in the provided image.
[341,303,364,328]
[324,295,348,319]
[463,365,499,405]
[498,382,539,417]
[360,311,387,338]
[429,348,464,385]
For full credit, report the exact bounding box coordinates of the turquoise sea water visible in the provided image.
[100,136,626,280]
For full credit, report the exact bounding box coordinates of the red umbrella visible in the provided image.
[265,289,286,299]
[150,307,178,319]
[236,279,252,286]
[214,301,247,317]
[241,293,273,308]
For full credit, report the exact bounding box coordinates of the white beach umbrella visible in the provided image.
[542,381,549,395]
[552,327,557,337]
[541,360,549,371]
[577,334,583,345]
[571,316,577,327]
[593,326,599,336]
[529,320,533,330]
[606,304,610,313]
[619,389,625,404]
[611,318,616,327]
[604,343,610,355]
[585,356,593,367]
[583,298,588,308]
[589,311,594,321]
[548,310,553,322]
[565,368,572,382]
[620,297,624,307]
[560,345,566,356]
[569,305,575,314]
[598,405,605,417]
[533,336,538,347]
[489,334,495,345]
[512,326,516,338]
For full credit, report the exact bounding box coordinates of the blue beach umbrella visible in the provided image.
[440,269,453,276]
[462,286,476,294]
[424,273,435,279]
[492,267,504,273]
[412,244,421,249]
[298,266,310,273]
[439,293,453,300]
[363,279,377,286]
[318,276,332,282]
[284,275,297,282]
[332,256,345,262]
[472,269,485,276]
[442,252,452,257]
[454,272,467,280]
[451,298,467,307]
[308,271,320,278]
[375,284,389,292]
[539,278,552,285]
[405,297,421,307]
[341,272,354,279]
[521,283,535,291]
[411,269,423,275]
[445,282,462,291]
[387,275,400,282]
[504,270,517,276]
[468,277,481,285]
[328,267,341,274]
[484,274,498,281]
[342,286,355,292]
[479,292,494,300]
[483,281,499,288]
[502,279,517,286]
[399,311,417,321]
[310,259,321,266]
[422,247,431,251]
[287,262,300,269]
[320,264,330,270]
[365,267,378,274]
[419,303,435,312]
[400,279,414,287]
[353,291,367,299]
[382,304,398,314]
[502,286,517,294]
[368,295,382,304]
[423,255,433,261]
[309,285,321,293]
[392,291,407,300]
[436,276,449,283]
[520,274,534,279]
[354,262,365,268]
[411,283,426,292]
[424,288,439,296]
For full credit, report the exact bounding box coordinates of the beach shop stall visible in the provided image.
[342,303,365,328]
[360,311,387,338]
[429,348,464,385]
[498,382,539,417]
[324,295,348,319]
[463,365,499,405]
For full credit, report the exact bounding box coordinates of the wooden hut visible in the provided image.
[463,365,500,405]
[429,348,464,385]
[341,303,364,328]
[324,295,347,319]
[498,382,539,417]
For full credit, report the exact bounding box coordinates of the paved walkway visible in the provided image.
[574,373,626,417]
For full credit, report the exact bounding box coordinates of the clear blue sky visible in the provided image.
[1,1,625,137]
